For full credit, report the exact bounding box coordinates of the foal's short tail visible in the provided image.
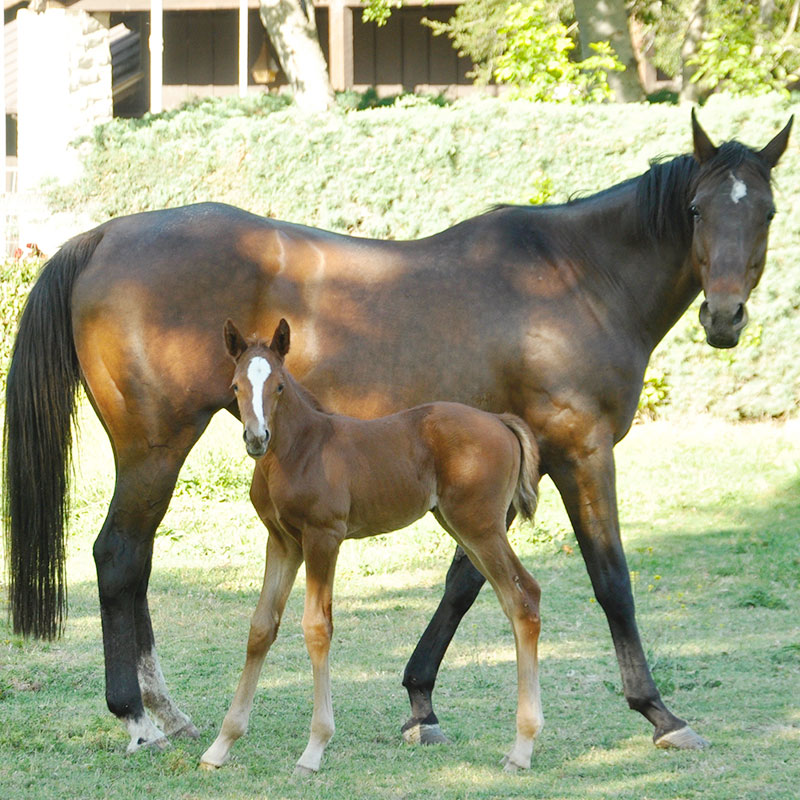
[498,414,540,521]
[3,230,103,639]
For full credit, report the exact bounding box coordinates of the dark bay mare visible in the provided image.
[3,112,791,753]
[200,319,541,773]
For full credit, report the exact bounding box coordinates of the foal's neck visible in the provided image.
[271,373,331,457]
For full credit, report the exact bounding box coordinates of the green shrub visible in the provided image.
[33,94,800,420]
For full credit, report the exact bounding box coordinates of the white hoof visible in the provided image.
[655,724,710,750]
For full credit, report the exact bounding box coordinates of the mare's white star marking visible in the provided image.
[729,172,747,204]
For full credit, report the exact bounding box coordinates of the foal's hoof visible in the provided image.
[169,721,201,740]
[401,721,450,745]
[199,759,221,772]
[293,764,317,778]
[654,724,710,750]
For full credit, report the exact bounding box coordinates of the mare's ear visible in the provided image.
[692,108,718,164]
[223,319,248,361]
[269,318,291,360]
[758,115,793,169]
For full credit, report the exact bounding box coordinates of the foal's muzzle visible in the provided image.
[699,297,748,349]
[243,428,269,459]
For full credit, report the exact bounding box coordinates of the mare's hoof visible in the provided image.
[170,722,201,740]
[127,735,170,755]
[293,764,317,778]
[198,760,220,772]
[654,724,710,750]
[401,721,450,745]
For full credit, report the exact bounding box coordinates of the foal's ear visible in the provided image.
[691,108,718,164]
[758,115,793,169]
[269,318,291,359]
[223,319,248,361]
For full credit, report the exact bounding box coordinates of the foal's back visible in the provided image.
[306,402,525,541]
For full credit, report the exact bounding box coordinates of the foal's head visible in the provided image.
[224,318,291,458]
[689,110,792,348]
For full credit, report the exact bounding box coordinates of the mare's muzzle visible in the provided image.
[243,428,269,459]
[699,296,748,349]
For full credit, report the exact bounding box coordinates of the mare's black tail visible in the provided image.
[3,231,103,638]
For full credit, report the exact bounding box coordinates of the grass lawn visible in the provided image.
[1,409,798,799]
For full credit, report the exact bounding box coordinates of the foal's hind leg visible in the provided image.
[200,526,303,769]
[436,513,543,771]
[295,527,341,775]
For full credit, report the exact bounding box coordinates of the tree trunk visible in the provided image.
[259,0,334,112]
[679,0,707,102]
[573,0,644,102]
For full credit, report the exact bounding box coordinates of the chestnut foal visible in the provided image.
[200,319,543,774]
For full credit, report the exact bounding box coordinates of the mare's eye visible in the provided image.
[689,204,700,220]
[767,207,776,222]
[277,383,284,394]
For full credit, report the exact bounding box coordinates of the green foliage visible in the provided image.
[687,1,800,95]
[493,2,624,101]
[361,0,403,26]
[637,367,671,420]
[424,0,518,85]
[0,257,43,387]
[35,94,800,420]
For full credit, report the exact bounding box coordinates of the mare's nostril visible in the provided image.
[732,303,744,326]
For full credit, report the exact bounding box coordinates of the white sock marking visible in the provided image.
[730,172,747,204]
[247,356,272,432]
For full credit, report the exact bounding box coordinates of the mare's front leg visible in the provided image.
[200,528,303,768]
[548,438,708,749]
[295,527,341,775]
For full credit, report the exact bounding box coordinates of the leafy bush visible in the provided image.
[34,93,800,420]
[493,2,623,102]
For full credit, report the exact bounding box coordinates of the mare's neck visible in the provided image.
[571,171,701,351]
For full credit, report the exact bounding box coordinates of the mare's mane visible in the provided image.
[489,141,770,259]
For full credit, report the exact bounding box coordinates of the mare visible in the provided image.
[3,112,792,753]
[199,319,542,773]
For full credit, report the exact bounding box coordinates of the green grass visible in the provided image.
[1,408,798,799]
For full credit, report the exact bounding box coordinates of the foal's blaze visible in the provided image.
[200,319,542,773]
[690,109,793,348]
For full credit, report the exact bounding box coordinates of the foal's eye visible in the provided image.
[277,383,284,394]
[232,384,239,394]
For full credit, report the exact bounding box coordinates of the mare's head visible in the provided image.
[224,318,291,458]
[689,110,792,348]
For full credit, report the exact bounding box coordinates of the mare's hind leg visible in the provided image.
[401,546,486,745]
[295,527,341,775]
[435,512,542,771]
[94,438,201,753]
[402,506,514,743]
[134,554,199,739]
[201,467,303,768]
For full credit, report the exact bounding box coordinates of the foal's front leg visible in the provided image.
[200,531,303,768]
[295,528,341,775]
